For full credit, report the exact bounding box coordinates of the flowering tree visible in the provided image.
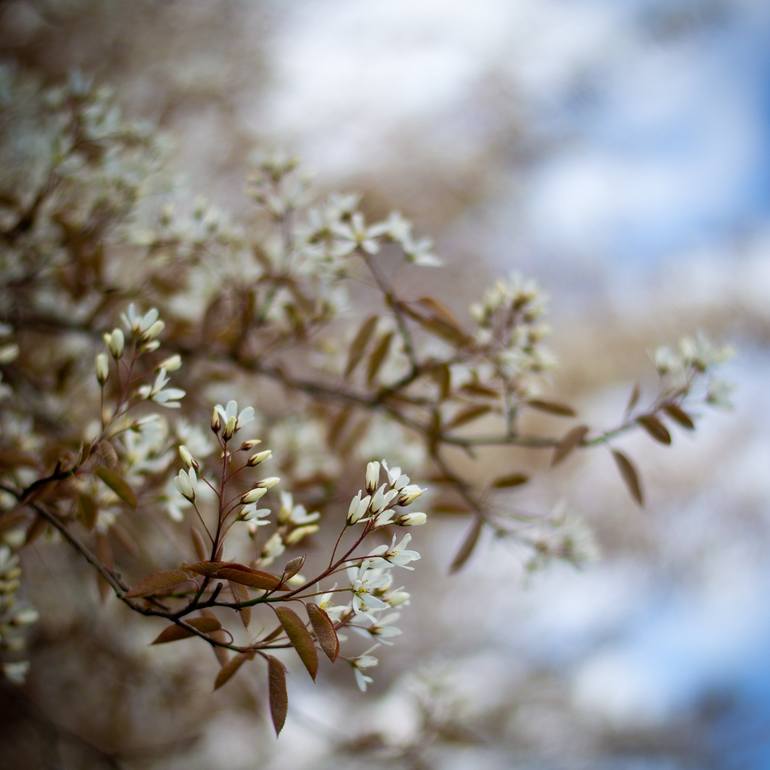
[0,69,732,736]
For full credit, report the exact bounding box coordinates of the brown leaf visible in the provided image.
[327,407,352,448]
[95,466,137,508]
[450,516,484,573]
[663,403,695,430]
[637,414,672,445]
[625,382,641,417]
[416,297,462,328]
[186,561,283,590]
[445,404,492,431]
[366,331,394,385]
[282,556,305,581]
[77,493,98,531]
[213,651,253,691]
[306,603,339,662]
[433,363,452,401]
[526,399,577,417]
[229,581,252,629]
[612,449,644,506]
[275,606,318,680]
[551,424,590,467]
[125,569,191,598]
[151,616,222,645]
[190,527,208,561]
[345,315,379,377]
[491,473,529,488]
[267,655,288,736]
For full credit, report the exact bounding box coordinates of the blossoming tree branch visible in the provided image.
[0,70,732,733]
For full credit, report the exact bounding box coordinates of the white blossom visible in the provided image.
[368,533,421,570]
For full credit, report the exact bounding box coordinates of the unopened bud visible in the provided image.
[247,449,272,467]
[158,354,182,372]
[241,487,268,504]
[95,353,109,385]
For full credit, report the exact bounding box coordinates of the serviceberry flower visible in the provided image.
[137,368,185,408]
[368,533,421,570]
[214,399,255,439]
[174,467,198,502]
[350,645,380,692]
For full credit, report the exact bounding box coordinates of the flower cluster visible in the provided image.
[470,272,555,397]
[0,545,38,685]
[654,332,734,406]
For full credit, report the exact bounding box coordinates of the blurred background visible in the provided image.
[1,1,769,768]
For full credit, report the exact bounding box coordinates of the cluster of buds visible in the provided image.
[347,460,426,527]
[0,545,38,685]
[654,332,734,406]
[470,272,555,394]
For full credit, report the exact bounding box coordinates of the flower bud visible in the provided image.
[397,484,425,506]
[95,353,109,385]
[365,461,380,493]
[158,354,182,372]
[178,444,198,470]
[247,449,272,467]
[143,319,165,341]
[211,407,221,433]
[241,487,268,504]
[103,328,124,358]
[240,439,262,450]
[255,476,280,490]
[396,512,427,526]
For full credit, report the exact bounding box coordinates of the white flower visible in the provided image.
[174,467,198,501]
[370,484,397,515]
[403,235,442,267]
[317,586,350,622]
[368,533,421,570]
[103,328,124,358]
[351,645,380,692]
[348,564,390,617]
[3,661,29,685]
[331,212,381,256]
[353,612,402,645]
[239,503,271,526]
[260,532,285,565]
[121,303,164,340]
[214,399,255,439]
[346,490,371,525]
[0,343,18,364]
[137,368,185,408]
